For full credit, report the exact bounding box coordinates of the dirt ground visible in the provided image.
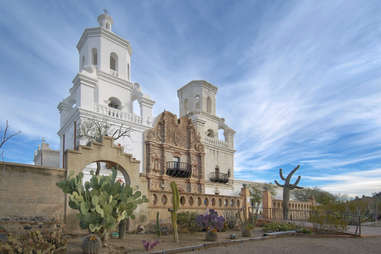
[66,229,262,254]
[185,236,381,254]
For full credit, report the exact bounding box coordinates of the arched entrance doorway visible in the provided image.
[81,160,131,185]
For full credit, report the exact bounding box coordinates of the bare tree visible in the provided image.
[77,118,132,175]
[0,120,21,150]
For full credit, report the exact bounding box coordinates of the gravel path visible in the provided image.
[185,236,381,254]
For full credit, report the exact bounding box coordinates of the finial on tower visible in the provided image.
[97,9,113,31]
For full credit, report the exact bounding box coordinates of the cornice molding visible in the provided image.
[177,80,218,97]
[97,70,134,92]
[77,27,132,55]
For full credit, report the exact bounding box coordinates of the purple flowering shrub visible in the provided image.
[142,240,159,251]
[196,209,225,232]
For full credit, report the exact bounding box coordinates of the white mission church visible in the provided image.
[34,11,249,196]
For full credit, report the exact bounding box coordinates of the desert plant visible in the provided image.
[223,210,238,229]
[274,165,303,220]
[248,185,262,226]
[142,240,159,252]
[56,169,148,244]
[310,202,350,232]
[177,211,201,233]
[237,209,253,237]
[196,209,225,241]
[82,234,101,254]
[0,230,67,254]
[118,219,128,240]
[169,182,180,242]
[196,209,225,232]
[262,222,299,233]
[156,212,161,237]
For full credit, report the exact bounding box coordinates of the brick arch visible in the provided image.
[64,136,144,227]
[65,136,140,186]
[95,160,131,185]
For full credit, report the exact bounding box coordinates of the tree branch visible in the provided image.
[0,120,20,150]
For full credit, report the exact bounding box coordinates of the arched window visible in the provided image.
[92,48,98,65]
[207,97,212,114]
[184,98,189,114]
[106,23,110,30]
[194,95,200,110]
[110,52,118,71]
[108,97,121,110]
[81,55,85,68]
[206,129,214,138]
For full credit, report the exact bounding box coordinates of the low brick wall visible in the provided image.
[0,162,66,222]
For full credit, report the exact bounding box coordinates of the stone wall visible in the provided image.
[262,191,314,221]
[0,162,65,222]
[145,186,250,225]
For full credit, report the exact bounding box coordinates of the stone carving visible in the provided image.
[144,111,205,193]
[145,111,203,152]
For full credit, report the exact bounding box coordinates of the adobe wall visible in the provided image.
[0,161,65,222]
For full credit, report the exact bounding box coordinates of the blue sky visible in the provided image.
[1,0,381,197]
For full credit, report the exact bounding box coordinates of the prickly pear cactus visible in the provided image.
[82,234,101,254]
[56,168,148,245]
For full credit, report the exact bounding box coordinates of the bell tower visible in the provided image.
[77,9,132,81]
[178,80,217,117]
[57,11,154,171]
[177,80,236,195]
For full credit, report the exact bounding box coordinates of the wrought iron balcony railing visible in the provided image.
[166,161,192,178]
[209,172,229,184]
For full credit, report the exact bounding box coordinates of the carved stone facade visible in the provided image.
[144,111,205,194]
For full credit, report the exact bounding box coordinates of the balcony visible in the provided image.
[166,161,192,178]
[94,104,143,125]
[209,172,229,184]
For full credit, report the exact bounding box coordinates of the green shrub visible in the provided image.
[177,212,201,233]
[0,230,66,254]
[297,228,312,234]
[310,203,349,232]
[262,222,299,233]
[223,210,238,230]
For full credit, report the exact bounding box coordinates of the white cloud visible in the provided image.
[305,168,381,196]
